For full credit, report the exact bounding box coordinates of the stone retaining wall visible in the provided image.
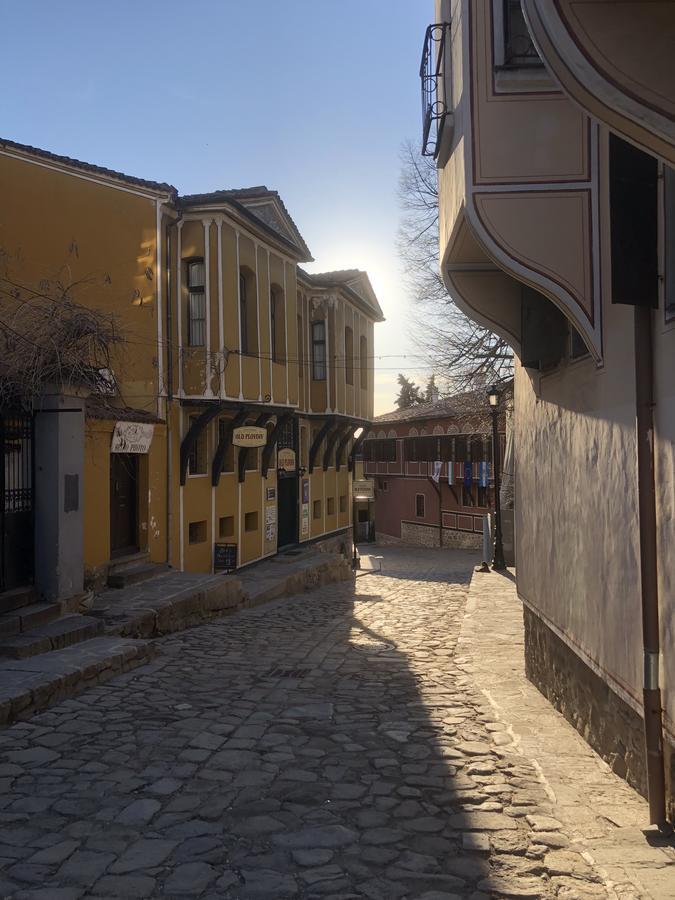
[524,604,674,816]
[388,522,482,550]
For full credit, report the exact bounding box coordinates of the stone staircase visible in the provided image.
[106,551,170,589]
[0,587,154,726]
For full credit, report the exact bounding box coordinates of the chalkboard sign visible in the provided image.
[214,543,237,572]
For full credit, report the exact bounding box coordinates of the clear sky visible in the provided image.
[1,0,434,414]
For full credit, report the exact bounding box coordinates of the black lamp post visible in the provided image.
[487,386,506,571]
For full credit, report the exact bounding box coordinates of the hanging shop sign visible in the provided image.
[232,425,267,448]
[352,479,375,500]
[111,422,154,454]
[432,460,443,483]
[277,448,296,472]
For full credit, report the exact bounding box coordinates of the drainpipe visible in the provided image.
[165,211,182,569]
[634,304,670,831]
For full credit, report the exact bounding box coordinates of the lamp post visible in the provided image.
[487,386,506,571]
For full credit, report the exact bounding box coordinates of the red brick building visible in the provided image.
[363,395,506,549]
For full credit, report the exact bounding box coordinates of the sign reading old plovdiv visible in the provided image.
[232,426,267,448]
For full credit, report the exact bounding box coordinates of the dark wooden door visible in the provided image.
[277,476,298,549]
[110,453,138,557]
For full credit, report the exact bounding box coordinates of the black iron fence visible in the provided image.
[1,411,34,593]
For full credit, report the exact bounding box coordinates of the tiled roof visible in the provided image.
[180,187,312,261]
[298,268,385,322]
[86,400,163,424]
[0,137,177,196]
[374,392,490,425]
[308,269,363,284]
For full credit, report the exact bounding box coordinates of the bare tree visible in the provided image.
[397,140,513,392]
[0,263,124,409]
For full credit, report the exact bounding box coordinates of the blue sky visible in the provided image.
[1,0,433,413]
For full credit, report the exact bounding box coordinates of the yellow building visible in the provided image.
[0,138,383,594]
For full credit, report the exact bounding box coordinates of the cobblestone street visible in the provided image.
[0,548,670,899]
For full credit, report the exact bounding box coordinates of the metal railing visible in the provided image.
[420,22,451,158]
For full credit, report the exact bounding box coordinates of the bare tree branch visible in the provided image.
[397,140,513,394]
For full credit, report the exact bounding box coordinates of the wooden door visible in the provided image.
[110,453,138,557]
[277,476,298,549]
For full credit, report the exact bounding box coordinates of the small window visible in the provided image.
[189,520,207,544]
[244,511,258,532]
[501,0,543,68]
[312,320,326,381]
[339,495,347,513]
[344,326,354,385]
[360,335,368,390]
[313,499,322,519]
[327,497,335,515]
[219,515,234,538]
[218,419,235,472]
[188,415,207,475]
[187,259,206,347]
[415,494,425,518]
[378,479,388,492]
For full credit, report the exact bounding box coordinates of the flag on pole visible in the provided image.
[463,461,473,488]
[479,461,489,487]
[432,460,442,483]
[447,461,455,485]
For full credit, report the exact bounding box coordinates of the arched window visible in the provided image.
[239,271,248,354]
[270,285,286,363]
[344,326,354,385]
[360,335,368,389]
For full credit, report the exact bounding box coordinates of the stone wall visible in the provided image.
[395,522,482,550]
[524,604,674,816]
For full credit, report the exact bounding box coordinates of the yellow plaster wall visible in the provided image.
[0,152,161,414]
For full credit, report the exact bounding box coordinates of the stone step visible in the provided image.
[107,563,170,589]
[107,550,150,576]
[0,636,156,726]
[0,614,104,659]
[0,601,62,640]
[0,586,38,613]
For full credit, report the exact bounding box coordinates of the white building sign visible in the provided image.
[232,426,267,448]
[111,422,154,454]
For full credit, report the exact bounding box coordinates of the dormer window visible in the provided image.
[187,259,206,347]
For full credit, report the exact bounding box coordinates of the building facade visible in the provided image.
[0,139,383,600]
[427,1,675,823]
[363,397,506,550]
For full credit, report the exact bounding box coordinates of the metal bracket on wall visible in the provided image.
[211,408,247,487]
[308,418,335,474]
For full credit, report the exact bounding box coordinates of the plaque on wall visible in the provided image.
[111,422,154,454]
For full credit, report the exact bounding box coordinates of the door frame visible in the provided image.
[110,452,139,558]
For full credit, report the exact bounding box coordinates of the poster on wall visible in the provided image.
[265,523,276,542]
[302,478,310,504]
[111,422,154,454]
[265,506,276,525]
[301,503,310,538]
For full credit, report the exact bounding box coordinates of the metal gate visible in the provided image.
[0,411,34,593]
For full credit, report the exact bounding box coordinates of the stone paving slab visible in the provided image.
[0,545,644,899]
[458,567,675,900]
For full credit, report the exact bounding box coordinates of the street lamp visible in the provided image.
[351,427,364,570]
[487,386,506,571]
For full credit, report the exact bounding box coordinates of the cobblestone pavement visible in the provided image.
[0,547,661,899]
